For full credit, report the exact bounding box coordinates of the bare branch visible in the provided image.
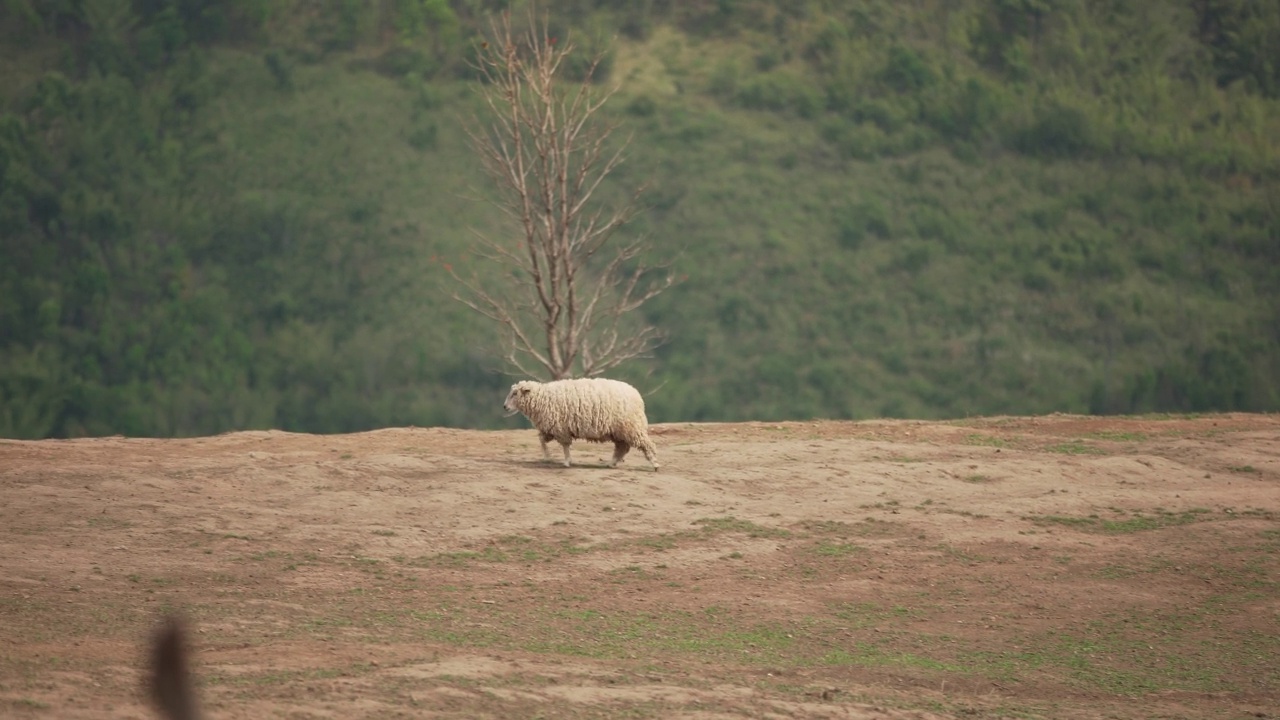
[452,4,678,381]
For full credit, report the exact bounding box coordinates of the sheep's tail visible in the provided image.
[149,615,202,720]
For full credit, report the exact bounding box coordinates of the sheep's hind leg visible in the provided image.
[640,440,660,471]
[610,441,631,468]
[558,439,573,467]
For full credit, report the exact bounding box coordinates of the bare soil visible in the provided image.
[1,414,1277,719]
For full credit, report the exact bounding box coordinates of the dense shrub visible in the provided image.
[1013,99,1103,158]
[2,0,1279,438]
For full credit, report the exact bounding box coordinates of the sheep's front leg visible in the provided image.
[539,432,554,461]
[558,439,573,467]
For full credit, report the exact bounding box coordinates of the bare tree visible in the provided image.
[451,7,676,380]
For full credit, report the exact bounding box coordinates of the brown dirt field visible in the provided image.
[1,413,1277,719]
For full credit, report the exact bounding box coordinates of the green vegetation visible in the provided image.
[1086,430,1149,441]
[281,582,1276,698]
[405,535,598,567]
[963,433,1009,448]
[2,0,1278,438]
[812,541,864,557]
[693,515,791,538]
[1028,507,1215,533]
[1042,440,1106,455]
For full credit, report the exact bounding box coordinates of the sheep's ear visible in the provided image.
[520,387,530,395]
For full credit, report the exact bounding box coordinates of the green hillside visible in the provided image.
[2,0,1278,438]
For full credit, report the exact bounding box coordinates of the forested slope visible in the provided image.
[2,0,1277,438]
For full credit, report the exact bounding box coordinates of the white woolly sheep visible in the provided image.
[504,378,660,471]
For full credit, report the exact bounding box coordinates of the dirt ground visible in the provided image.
[1,413,1277,719]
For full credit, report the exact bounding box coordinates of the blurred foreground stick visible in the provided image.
[149,615,202,720]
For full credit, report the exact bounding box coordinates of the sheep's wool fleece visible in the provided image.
[510,378,650,442]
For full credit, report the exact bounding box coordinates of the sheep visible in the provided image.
[503,378,660,471]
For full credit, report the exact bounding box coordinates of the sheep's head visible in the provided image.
[503,381,536,416]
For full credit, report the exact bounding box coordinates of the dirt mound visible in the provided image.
[2,414,1277,718]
